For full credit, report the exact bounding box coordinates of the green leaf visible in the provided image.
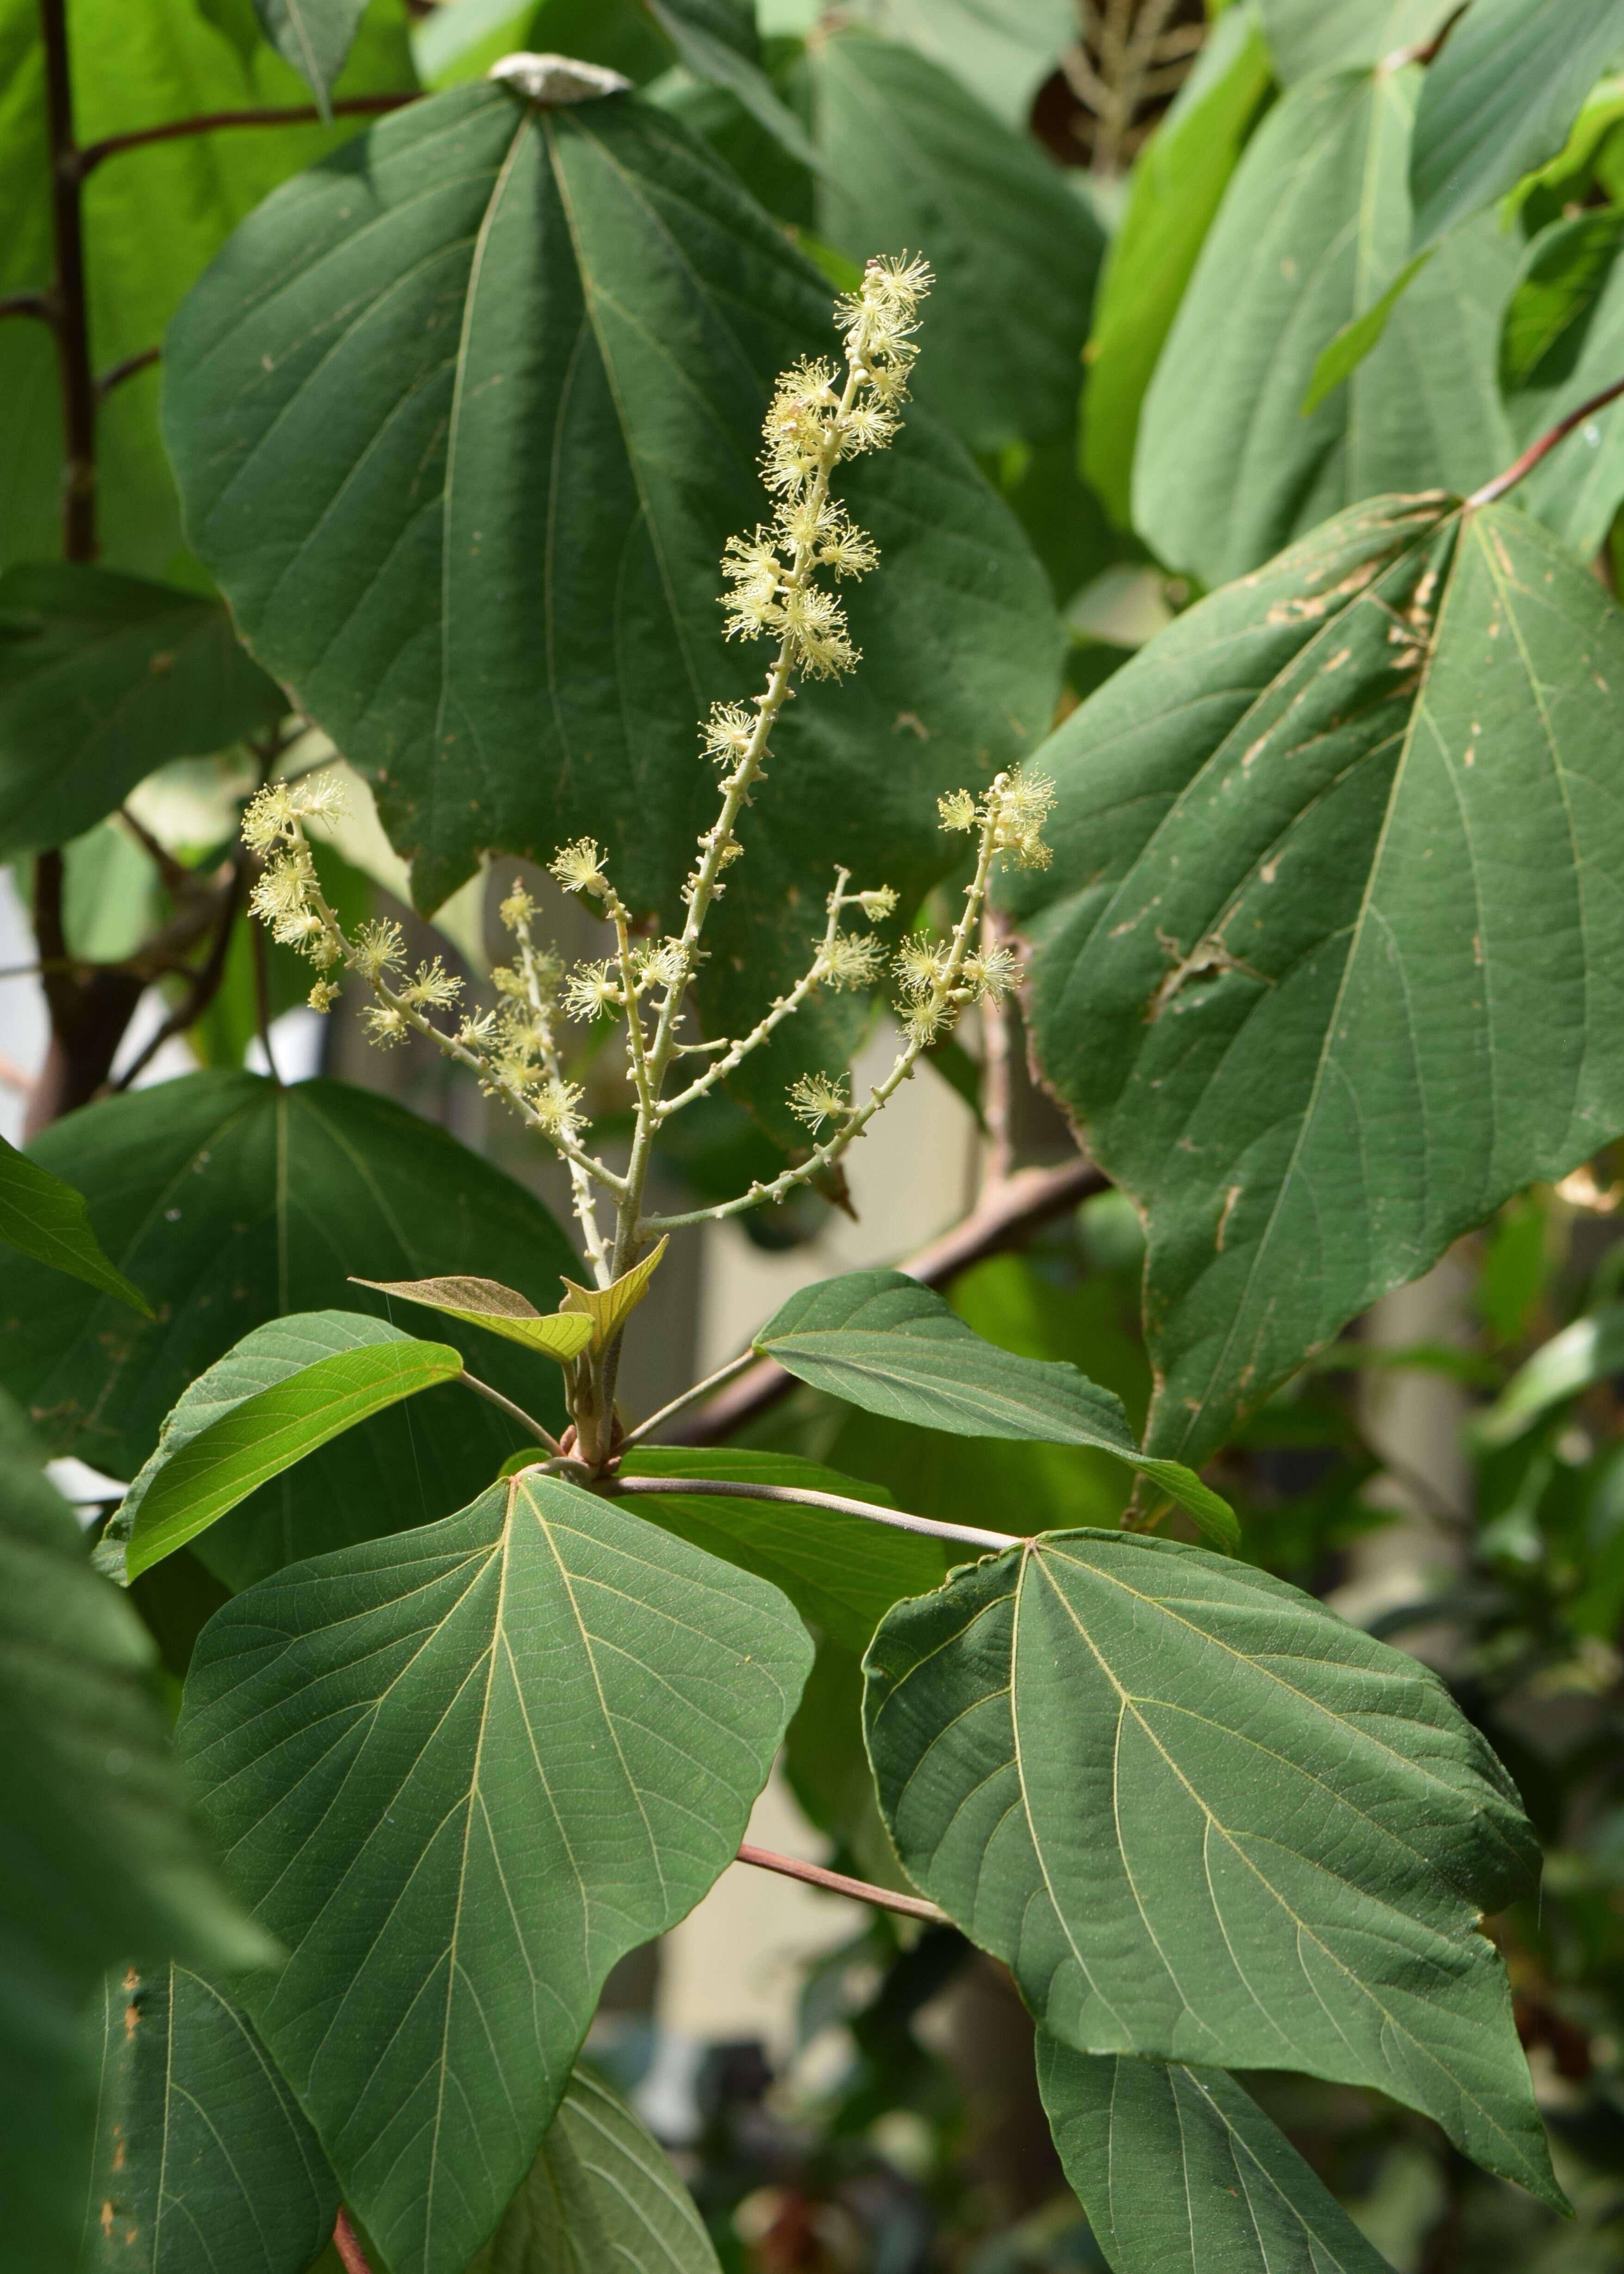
[755,1270,1238,1548]
[0,1071,577,1589]
[77,1963,338,2274]
[0,1129,149,1313]
[0,1398,274,2269]
[469,2062,721,2274]
[1409,0,1624,253]
[810,31,1103,452]
[414,0,667,91]
[1005,495,1624,1468]
[161,80,1060,1130]
[251,0,369,112]
[0,564,285,860]
[1082,5,1273,528]
[783,1640,909,1890]
[1475,1303,1624,1446]
[1503,72,1624,220]
[1036,2038,1398,2274]
[177,1471,811,2274]
[1499,209,1624,390]
[350,1274,593,1361]
[863,1528,1557,2204]
[1300,249,1433,413]
[0,0,417,579]
[1500,214,1624,557]
[648,0,819,170]
[1255,0,1456,83]
[618,1446,943,1649]
[1136,67,1516,587]
[850,0,1077,129]
[560,1237,670,1350]
[120,1313,465,1582]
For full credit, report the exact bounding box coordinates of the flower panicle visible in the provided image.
[938,767,1056,873]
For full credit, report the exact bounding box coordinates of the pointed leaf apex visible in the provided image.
[561,1236,670,1350]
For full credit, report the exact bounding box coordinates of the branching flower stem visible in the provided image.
[639,814,1000,1236]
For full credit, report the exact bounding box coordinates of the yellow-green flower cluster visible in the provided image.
[787,1071,851,1133]
[938,768,1057,872]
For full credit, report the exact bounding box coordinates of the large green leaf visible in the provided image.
[0,1129,149,1313]
[1081,6,1273,528]
[178,1471,811,2274]
[1255,0,1455,83]
[648,0,818,171]
[1005,495,1624,1468]
[0,1071,577,1587]
[119,1313,465,1582]
[251,0,370,109]
[810,31,1103,451]
[0,1399,272,2271]
[469,2062,720,2274]
[755,1270,1237,1547]
[0,0,417,578]
[1135,66,1516,587]
[0,564,285,860]
[863,1528,1556,2202]
[77,1963,337,2274]
[1409,0,1624,253]
[1501,213,1624,559]
[160,79,1060,1130]
[617,1446,943,1650]
[1036,2038,1397,2274]
[849,0,1076,129]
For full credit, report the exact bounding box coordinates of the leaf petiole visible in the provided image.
[601,1472,1016,1554]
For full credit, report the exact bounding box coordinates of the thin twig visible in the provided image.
[0,291,55,324]
[331,2212,376,2274]
[113,861,246,1090]
[1468,374,1624,507]
[76,94,417,175]
[618,1348,763,1449]
[95,343,159,396]
[459,1370,562,1454]
[601,1473,1016,1554]
[736,1842,948,1924]
[665,1154,1109,1445]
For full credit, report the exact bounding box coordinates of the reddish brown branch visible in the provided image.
[736,1842,948,1924]
[0,291,55,324]
[332,2211,376,2274]
[40,0,95,562]
[95,343,159,396]
[1469,374,1624,509]
[77,93,418,175]
[665,1154,1109,1445]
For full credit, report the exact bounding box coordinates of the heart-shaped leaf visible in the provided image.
[1004,495,1624,1469]
[350,1274,593,1362]
[177,1471,811,2274]
[618,1446,943,1650]
[118,1312,464,1582]
[1136,66,1516,586]
[0,564,286,861]
[1409,0,1624,252]
[78,1962,337,2274]
[754,1271,1237,1549]
[0,1071,577,1589]
[161,81,1060,1127]
[0,1129,148,1314]
[469,2062,720,2274]
[1036,2037,1397,2274]
[863,1528,1557,2204]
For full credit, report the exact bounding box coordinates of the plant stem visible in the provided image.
[1468,374,1624,508]
[459,1370,562,1453]
[95,342,160,396]
[736,1842,948,1924]
[601,1473,1016,1554]
[39,0,95,563]
[616,1348,763,1448]
[0,290,54,323]
[331,2212,376,2274]
[75,94,417,175]
[664,1154,1110,1444]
